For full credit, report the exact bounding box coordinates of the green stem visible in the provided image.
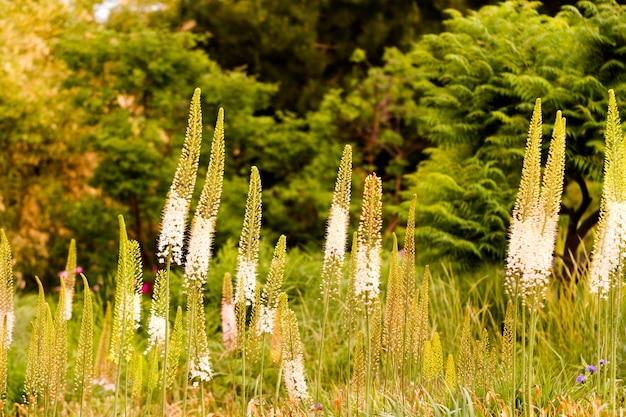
[160,247,172,417]
[182,286,197,416]
[274,363,283,412]
[316,289,331,408]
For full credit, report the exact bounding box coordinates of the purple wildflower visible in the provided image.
[600,359,608,366]
[586,365,597,374]
[576,374,586,384]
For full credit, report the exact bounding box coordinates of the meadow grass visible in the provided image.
[0,89,625,416]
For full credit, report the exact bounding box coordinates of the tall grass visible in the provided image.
[1,90,625,416]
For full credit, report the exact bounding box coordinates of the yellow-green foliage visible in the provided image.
[74,275,94,406]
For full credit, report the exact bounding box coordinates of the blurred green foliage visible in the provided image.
[2,0,626,285]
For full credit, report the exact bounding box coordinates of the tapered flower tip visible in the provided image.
[81,274,90,290]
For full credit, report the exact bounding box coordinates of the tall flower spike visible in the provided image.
[185,108,225,285]
[354,173,383,304]
[74,275,94,406]
[61,239,77,320]
[0,230,14,347]
[147,270,168,350]
[321,145,352,298]
[505,101,567,306]
[188,287,213,385]
[590,90,626,297]
[235,166,262,306]
[259,235,287,334]
[383,234,402,359]
[281,308,311,403]
[157,88,204,265]
[110,216,144,364]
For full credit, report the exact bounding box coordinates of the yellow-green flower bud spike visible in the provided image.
[280,308,310,403]
[413,266,430,365]
[235,166,262,306]
[401,195,417,336]
[259,235,287,334]
[445,354,457,389]
[539,111,567,234]
[422,340,434,380]
[354,174,383,304]
[383,233,402,360]
[157,88,204,265]
[184,108,226,285]
[321,145,352,298]
[25,277,48,403]
[0,230,14,347]
[74,275,94,407]
[514,98,542,223]
[502,300,514,380]
[166,306,184,389]
[431,332,444,377]
[458,312,474,390]
[62,239,77,320]
[131,349,144,400]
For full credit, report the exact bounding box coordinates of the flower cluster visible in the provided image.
[282,355,310,403]
[354,174,383,304]
[505,103,566,307]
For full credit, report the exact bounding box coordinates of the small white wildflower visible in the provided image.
[282,355,310,403]
[157,190,189,265]
[184,216,216,285]
[236,259,257,306]
[147,315,166,348]
[354,244,381,303]
[190,354,213,383]
[505,211,559,306]
[324,204,349,262]
[590,202,626,298]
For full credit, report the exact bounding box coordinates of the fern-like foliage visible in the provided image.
[382,0,626,271]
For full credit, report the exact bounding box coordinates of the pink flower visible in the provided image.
[75,266,84,274]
